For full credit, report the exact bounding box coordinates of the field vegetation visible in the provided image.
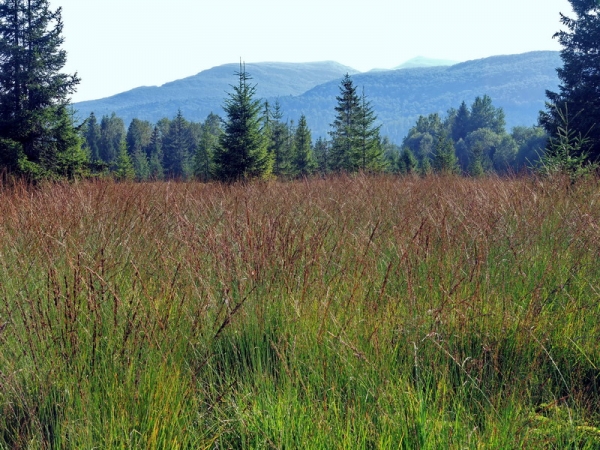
[0,174,599,448]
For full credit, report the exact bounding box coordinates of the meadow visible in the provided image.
[0,174,598,448]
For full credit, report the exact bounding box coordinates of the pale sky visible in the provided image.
[55,0,573,103]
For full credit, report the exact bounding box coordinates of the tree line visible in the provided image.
[0,0,598,181]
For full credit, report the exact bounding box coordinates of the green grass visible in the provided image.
[0,174,598,448]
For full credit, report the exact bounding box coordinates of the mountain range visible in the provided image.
[73,51,561,143]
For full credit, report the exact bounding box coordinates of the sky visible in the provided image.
[55,0,574,103]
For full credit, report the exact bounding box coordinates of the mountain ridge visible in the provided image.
[73,51,561,143]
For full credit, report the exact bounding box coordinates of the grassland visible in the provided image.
[0,174,598,448]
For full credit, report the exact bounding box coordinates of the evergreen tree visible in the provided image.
[399,147,418,175]
[163,110,193,179]
[418,155,432,177]
[432,133,459,174]
[451,101,471,142]
[469,95,505,134]
[194,112,221,181]
[83,112,101,162]
[0,0,82,178]
[99,113,125,165]
[540,0,600,160]
[356,88,386,172]
[270,101,292,177]
[131,149,150,180]
[329,74,361,172]
[313,137,329,174]
[215,64,273,181]
[292,114,316,176]
[126,118,153,157]
[147,125,164,180]
[114,140,135,181]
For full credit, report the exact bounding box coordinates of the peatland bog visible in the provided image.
[0,174,598,448]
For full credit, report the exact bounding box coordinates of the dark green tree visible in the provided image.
[126,118,153,157]
[329,74,361,172]
[432,133,460,174]
[99,113,125,165]
[147,126,164,180]
[356,88,386,172]
[215,64,273,181]
[399,147,418,175]
[269,101,293,177]
[313,137,329,174]
[292,114,316,176]
[451,101,471,142]
[194,112,221,181]
[469,95,506,134]
[540,0,600,160]
[163,110,194,179]
[83,112,101,162]
[0,0,83,178]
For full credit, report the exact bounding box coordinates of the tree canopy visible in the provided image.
[540,0,600,160]
[0,0,84,179]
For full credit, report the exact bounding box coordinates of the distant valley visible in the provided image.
[73,51,561,143]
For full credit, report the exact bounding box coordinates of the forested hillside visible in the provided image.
[73,61,357,125]
[74,52,560,143]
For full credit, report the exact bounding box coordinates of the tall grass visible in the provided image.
[0,174,598,448]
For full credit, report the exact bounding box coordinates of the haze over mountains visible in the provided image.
[73,51,561,143]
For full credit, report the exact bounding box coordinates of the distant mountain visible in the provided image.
[73,51,561,143]
[73,61,358,124]
[394,56,459,69]
[276,51,561,142]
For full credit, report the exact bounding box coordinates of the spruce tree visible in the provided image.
[540,0,600,160]
[84,112,101,162]
[329,74,361,172]
[0,0,82,178]
[163,110,193,179]
[292,114,316,177]
[215,63,272,181]
[356,88,386,172]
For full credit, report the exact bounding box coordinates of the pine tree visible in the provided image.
[540,0,600,160]
[329,74,361,172]
[292,114,316,177]
[0,0,82,178]
[215,63,272,181]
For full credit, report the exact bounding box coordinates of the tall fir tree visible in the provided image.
[540,0,600,160]
[84,112,101,162]
[0,0,83,179]
[356,88,386,172]
[292,114,316,177]
[215,63,272,181]
[163,110,193,179]
[329,74,361,172]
